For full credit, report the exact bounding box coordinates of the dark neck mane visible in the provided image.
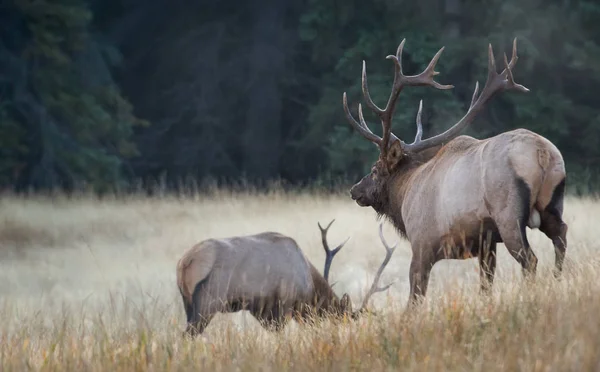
[376,146,441,238]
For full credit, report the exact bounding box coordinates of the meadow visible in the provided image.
[1,189,599,371]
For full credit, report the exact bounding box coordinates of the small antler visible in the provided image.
[318,219,350,283]
[413,99,424,144]
[403,38,529,152]
[358,223,397,311]
[343,38,453,159]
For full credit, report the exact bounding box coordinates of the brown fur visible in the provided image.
[344,39,568,309]
[352,129,567,307]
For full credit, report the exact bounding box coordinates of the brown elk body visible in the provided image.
[342,38,568,306]
[176,221,395,336]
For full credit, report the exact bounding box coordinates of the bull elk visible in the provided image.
[342,38,567,307]
[176,221,396,336]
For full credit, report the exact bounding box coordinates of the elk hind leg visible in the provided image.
[495,178,538,280]
[539,178,568,278]
[478,235,497,295]
[184,283,215,337]
[185,313,214,337]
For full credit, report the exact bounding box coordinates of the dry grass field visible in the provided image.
[1,189,600,371]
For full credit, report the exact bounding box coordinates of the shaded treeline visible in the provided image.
[1,0,600,194]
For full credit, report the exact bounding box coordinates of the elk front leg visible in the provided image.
[252,307,289,332]
[407,249,437,309]
[255,315,289,332]
[539,181,568,278]
[250,297,289,332]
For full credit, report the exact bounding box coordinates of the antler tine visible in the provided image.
[499,38,519,75]
[355,103,399,148]
[410,46,455,90]
[412,100,424,144]
[386,40,453,90]
[503,53,515,84]
[487,43,497,81]
[378,221,398,252]
[362,61,385,114]
[343,93,383,146]
[318,219,351,283]
[470,81,480,109]
[357,104,385,146]
[402,38,529,153]
[503,52,528,92]
[359,223,397,311]
[386,38,406,72]
[360,59,401,149]
[318,218,335,233]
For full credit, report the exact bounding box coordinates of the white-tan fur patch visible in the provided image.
[528,209,541,229]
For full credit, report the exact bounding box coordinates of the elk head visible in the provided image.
[343,38,528,211]
[318,219,396,319]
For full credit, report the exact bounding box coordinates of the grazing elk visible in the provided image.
[342,38,567,307]
[176,221,396,337]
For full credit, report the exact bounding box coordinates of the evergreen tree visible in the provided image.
[0,0,145,192]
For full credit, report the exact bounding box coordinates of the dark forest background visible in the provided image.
[1,0,600,195]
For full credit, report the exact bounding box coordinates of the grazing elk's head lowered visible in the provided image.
[342,38,568,307]
[176,220,396,337]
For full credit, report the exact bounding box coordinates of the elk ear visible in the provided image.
[386,140,404,169]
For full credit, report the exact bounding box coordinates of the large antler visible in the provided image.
[403,38,529,152]
[318,219,350,283]
[358,223,397,312]
[342,39,454,158]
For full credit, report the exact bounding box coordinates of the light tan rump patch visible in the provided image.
[537,148,550,170]
[176,242,218,304]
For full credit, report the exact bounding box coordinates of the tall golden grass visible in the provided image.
[1,190,599,371]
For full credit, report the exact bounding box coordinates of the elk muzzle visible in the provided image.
[349,176,373,207]
[350,184,366,206]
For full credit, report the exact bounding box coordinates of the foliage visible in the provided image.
[299,0,600,191]
[1,0,600,193]
[1,192,600,370]
[0,0,144,192]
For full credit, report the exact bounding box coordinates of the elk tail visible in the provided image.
[525,147,552,229]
